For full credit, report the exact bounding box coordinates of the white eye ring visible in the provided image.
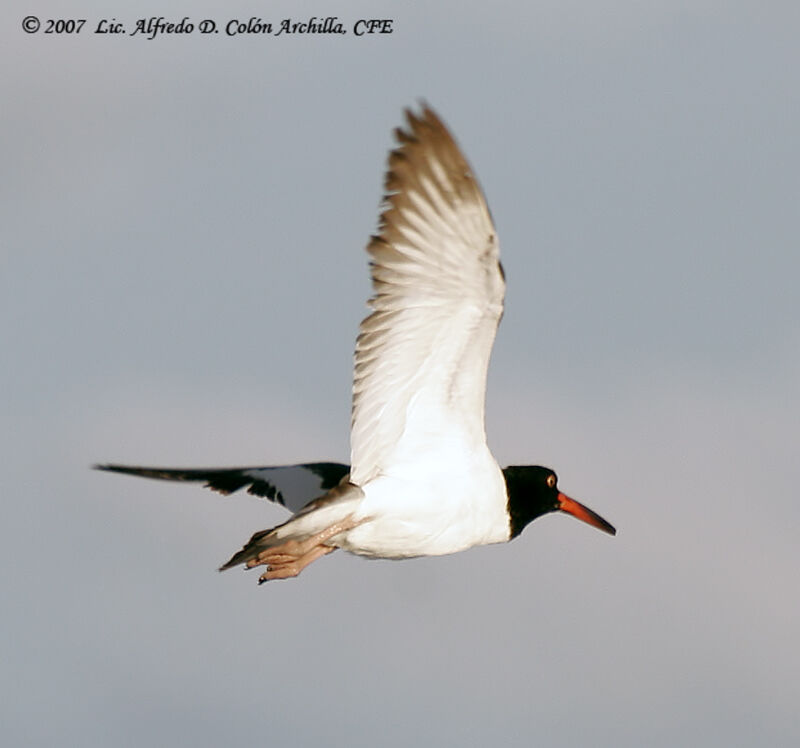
[546,474,557,488]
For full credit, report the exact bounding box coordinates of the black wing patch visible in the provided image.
[95,462,351,513]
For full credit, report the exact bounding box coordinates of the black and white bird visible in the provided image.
[97,105,615,583]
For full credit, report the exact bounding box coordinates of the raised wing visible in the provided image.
[95,462,350,513]
[350,106,505,485]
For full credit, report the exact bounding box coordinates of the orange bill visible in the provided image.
[557,493,616,536]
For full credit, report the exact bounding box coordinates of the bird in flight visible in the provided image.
[97,105,615,583]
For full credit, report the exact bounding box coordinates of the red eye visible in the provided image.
[546,474,557,488]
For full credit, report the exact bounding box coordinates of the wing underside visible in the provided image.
[350,105,505,485]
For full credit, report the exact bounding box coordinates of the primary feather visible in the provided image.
[94,463,349,513]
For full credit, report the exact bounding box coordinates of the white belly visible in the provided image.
[337,445,510,559]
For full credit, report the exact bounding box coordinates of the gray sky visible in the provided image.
[4,1,799,746]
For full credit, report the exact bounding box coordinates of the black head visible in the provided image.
[503,465,616,539]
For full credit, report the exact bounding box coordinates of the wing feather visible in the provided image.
[350,106,505,485]
[94,462,350,513]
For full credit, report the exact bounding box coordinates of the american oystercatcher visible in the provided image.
[97,105,615,583]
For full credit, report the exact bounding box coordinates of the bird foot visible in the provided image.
[248,515,365,583]
[257,545,334,583]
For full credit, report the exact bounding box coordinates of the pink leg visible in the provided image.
[258,545,335,583]
[248,516,365,583]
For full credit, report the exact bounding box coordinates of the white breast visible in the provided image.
[338,439,510,558]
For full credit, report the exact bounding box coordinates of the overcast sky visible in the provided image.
[4,1,799,746]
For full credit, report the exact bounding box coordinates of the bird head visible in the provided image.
[503,465,616,539]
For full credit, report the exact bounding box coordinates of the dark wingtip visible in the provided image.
[93,463,139,474]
